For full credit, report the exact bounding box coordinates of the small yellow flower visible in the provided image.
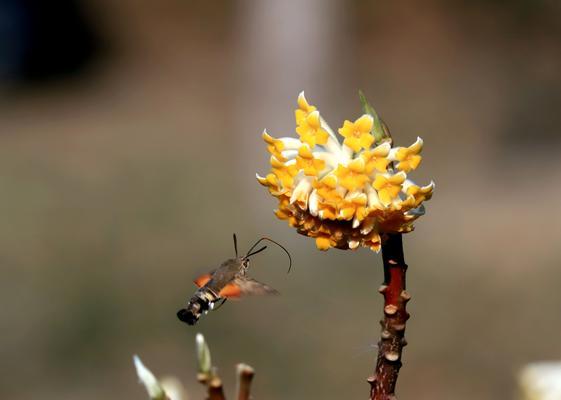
[405,181,434,207]
[335,158,370,191]
[272,167,298,189]
[295,91,317,125]
[296,145,326,176]
[313,175,343,204]
[361,142,391,173]
[274,195,299,227]
[372,172,406,207]
[394,137,423,172]
[339,192,368,221]
[315,233,337,251]
[296,111,329,148]
[338,115,374,152]
[256,173,281,195]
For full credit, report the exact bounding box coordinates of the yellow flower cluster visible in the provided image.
[257,92,434,251]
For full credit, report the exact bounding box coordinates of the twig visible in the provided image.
[236,363,255,400]
[197,372,225,400]
[207,376,226,400]
[368,233,410,400]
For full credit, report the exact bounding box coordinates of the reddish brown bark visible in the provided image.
[207,377,226,400]
[368,233,410,400]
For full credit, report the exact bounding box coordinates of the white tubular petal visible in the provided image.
[279,137,304,150]
[341,144,354,161]
[367,186,383,209]
[313,151,340,169]
[352,218,361,229]
[319,116,339,142]
[388,147,400,161]
[372,142,391,156]
[345,190,367,202]
[323,135,344,157]
[309,189,319,216]
[348,239,360,249]
[281,150,298,160]
[290,177,313,207]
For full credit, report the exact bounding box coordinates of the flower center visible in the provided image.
[352,129,363,138]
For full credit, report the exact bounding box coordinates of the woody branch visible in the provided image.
[368,233,411,400]
[197,373,226,400]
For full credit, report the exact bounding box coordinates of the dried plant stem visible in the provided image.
[198,374,226,400]
[236,363,255,400]
[368,233,411,400]
[208,377,226,400]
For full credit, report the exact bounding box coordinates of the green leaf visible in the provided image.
[358,90,392,145]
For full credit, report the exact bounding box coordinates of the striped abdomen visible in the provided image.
[177,287,221,325]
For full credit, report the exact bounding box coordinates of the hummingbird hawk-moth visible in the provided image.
[177,234,292,325]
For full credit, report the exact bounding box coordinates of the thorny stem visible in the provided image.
[368,233,410,400]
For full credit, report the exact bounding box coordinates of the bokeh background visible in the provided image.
[1,1,561,399]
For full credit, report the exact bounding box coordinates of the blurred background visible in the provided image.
[1,0,561,399]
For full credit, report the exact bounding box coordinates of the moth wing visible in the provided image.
[193,273,212,288]
[218,282,243,298]
[229,277,280,296]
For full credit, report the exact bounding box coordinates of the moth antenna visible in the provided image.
[233,233,238,257]
[246,245,267,258]
[245,237,293,273]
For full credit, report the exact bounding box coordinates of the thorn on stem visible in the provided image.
[384,305,398,315]
[400,290,412,302]
[384,351,400,362]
